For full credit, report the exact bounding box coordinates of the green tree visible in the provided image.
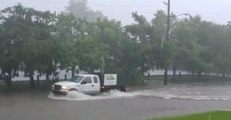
[0,4,58,87]
[56,13,106,75]
[125,12,152,75]
[66,0,103,22]
[0,4,25,88]
[175,16,213,80]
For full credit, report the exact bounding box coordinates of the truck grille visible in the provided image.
[53,85,62,90]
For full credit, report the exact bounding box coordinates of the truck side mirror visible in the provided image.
[81,81,87,84]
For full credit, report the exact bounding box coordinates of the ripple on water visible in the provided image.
[48,84,231,101]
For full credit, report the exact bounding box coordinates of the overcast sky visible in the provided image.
[1,0,231,25]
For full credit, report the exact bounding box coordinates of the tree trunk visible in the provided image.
[147,72,150,81]
[222,73,225,79]
[37,75,40,85]
[197,69,202,81]
[192,72,195,79]
[178,72,182,81]
[65,74,67,80]
[6,73,12,89]
[141,64,145,75]
[46,73,50,83]
[29,71,35,87]
[172,67,176,81]
[164,68,168,85]
[205,73,208,81]
[71,66,75,78]
[13,68,17,77]
[141,64,145,85]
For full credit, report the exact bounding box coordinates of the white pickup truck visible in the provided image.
[52,74,126,95]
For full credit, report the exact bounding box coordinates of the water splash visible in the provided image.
[48,84,231,101]
[48,90,137,101]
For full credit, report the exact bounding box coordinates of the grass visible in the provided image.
[151,111,231,120]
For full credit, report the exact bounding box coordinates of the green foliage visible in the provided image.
[0,3,60,86]
[66,0,103,22]
[125,12,152,73]
[2,2,231,88]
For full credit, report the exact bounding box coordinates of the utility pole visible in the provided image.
[164,0,170,85]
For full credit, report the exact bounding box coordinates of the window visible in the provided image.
[93,77,98,83]
[70,75,83,83]
[81,77,92,84]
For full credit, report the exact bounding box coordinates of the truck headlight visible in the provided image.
[62,86,67,90]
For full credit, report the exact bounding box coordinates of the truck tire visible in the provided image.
[119,86,126,92]
[69,88,78,91]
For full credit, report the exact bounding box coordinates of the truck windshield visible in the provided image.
[70,75,83,83]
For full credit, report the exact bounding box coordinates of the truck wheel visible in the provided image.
[120,86,126,92]
[69,88,78,91]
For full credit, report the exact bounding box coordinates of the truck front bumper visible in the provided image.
[52,90,68,95]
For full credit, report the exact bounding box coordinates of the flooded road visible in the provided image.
[2,83,231,120]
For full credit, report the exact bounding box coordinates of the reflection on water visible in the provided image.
[48,83,231,101]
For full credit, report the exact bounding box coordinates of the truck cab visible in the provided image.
[52,74,100,95]
[52,73,126,95]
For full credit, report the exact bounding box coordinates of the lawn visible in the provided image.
[151,111,231,120]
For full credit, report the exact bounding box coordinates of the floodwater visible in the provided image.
[49,82,231,101]
[2,82,231,120]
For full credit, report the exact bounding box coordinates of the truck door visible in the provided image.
[80,76,93,94]
[92,76,100,94]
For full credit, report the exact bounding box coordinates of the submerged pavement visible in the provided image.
[1,91,231,120]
